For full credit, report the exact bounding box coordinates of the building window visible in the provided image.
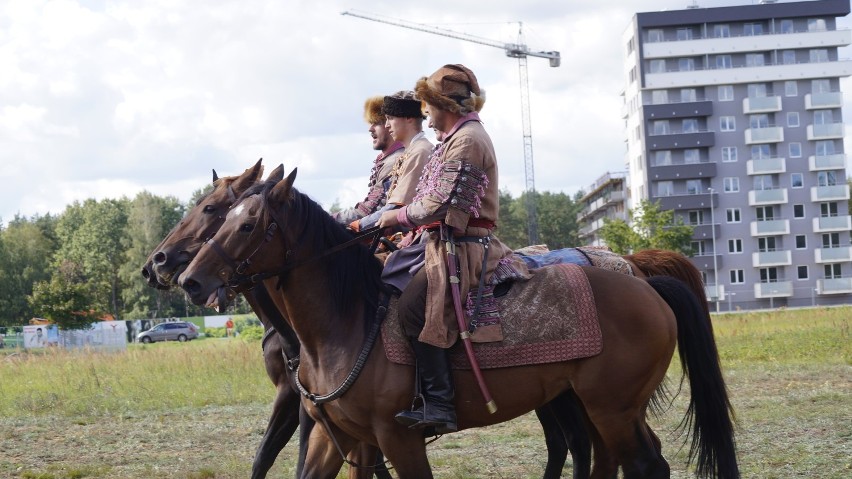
[651,90,668,104]
[730,269,745,284]
[718,85,734,101]
[654,150,672,166]
[716,55,732,69]
[812,79,831,93]
[791,173,804,189]
[746,53,765,67]
[626,37,635,55]
[650,59,666,73]
[780,19,795,34]
[816,140,836,156]
[677,28,693,41]
[714,24,730,38]
[785,81,798,96]
[682,118,699,133]
[823,232,840,248]
[759,267,778,283]
[691,241,706,256]
[688,210,704,225]
[789,143,802,158]
[758,236,777,253]
[750,114,769,129]
[748,83,768,98]
[808,18,827,32]
[686,179,702,195]
[684,149,700,164]
[720,116,736,132]
[744,23,763,36]
[721,147,737,163]
[657,181,674,197]
[793,204,805,218]
[782,50,796,65]
[753,174,774,191]
[796,235,807,249]
[681,88,697,102]
[723,177,740,193]
[810,49,829,63]
[825,263,842,279]
[814,109,834,125]
[652,120,670,135]
[787,112,799,127]
[726,208,741,223]
[818,171,838,187]
[797,265,809,280]
[648,29,664,42]
[678,58,695,71]
[728,238,743,253]
[820,202,839,217]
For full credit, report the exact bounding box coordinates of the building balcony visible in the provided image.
[810,184,850,202]
[649,162,717,181]
[690,252,724,272]
[747,157,786,175]
[752,250,792,268]
[642,29,852,59]
[655,191,714,211]
[805,91,843,109]
[817,277,852,294]
[704,284,725,302]
[692,222,721,241]
[754,281,794,299]
[745,126,784,144]
[750,218,790,236]
[809,154,846,171]
[813,215,852,232]
[644,60,852,89]
[749,188,788,206]
[807,123,845,140]
[646,131,715,150]
[814,246,852,263]
[743,96,782,114]
[643,100,713,119]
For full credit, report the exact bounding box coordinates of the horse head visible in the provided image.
[141,158,284,288]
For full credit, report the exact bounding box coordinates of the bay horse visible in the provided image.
[178,169,739,479]
[142,162,590,478]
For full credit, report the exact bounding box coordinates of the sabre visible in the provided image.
[443,225,497,414]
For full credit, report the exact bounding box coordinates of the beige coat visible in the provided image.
[386,133,433,206]
[403,117,530,348]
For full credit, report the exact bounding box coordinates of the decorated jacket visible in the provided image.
[333,144,404,225]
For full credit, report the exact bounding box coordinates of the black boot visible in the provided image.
[395,340,457,434]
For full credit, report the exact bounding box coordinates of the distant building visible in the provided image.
[622,0,852,310]
[577,172,629,247]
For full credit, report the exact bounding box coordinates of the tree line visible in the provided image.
[0,186,700,329]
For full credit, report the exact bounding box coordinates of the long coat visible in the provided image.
[399,115,530,348]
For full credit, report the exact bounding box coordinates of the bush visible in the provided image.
[204,327,226,338]
[239,326,264,342]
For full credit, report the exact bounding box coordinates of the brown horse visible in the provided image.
[179,170,739,479]
[143,163,590,478]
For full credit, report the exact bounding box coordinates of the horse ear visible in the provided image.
[212,169,219,183]
[232,158,265,193]
[270,168,298,205]
[266,164,285,182]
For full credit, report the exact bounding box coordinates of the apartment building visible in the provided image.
[622,0,852,310]
[577,172,629,247]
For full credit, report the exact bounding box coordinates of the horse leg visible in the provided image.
[372,449,393,479]
[346,443,384,479]
[537,390,592,479]
[376,429,434,479]
[296,403,315,478]
[250,385,301,479]
[298,418,356,479]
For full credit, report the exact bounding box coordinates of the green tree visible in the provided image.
[537,191,582,249]
[0,215,58,326]
[119,192,186,319]
[599,199,694,255]
[28,260,96,330]
[495,189,526,250]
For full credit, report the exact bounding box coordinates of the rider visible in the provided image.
[333,96,404,225]
[378,64,530,433]
[356,91,433,231]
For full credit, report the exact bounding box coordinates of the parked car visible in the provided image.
[137,321,199,343]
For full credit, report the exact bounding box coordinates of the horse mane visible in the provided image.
[625,249,711,318]
[249,181,385,329]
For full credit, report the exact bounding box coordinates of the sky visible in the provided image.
[1,0,850,222]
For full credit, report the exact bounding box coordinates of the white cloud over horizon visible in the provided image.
[1,0,850,222]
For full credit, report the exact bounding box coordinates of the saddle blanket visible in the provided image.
[514,245,634,277]
[382,263,602,370]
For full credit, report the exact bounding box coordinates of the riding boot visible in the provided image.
[395,340,457,434]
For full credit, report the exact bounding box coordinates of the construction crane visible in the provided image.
[342,10,560,245]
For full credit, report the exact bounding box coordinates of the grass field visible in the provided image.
[1,306,849,478]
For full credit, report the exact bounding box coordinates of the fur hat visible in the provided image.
[382,90,424,119]
[363,96,386,125]
[415,64,486,115]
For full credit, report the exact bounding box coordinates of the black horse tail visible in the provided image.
[648,276,740,479]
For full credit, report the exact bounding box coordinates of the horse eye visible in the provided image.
[203,205,216,214]
[240,223,255,233]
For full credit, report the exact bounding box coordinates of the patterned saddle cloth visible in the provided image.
[514,245,634,276]
[382,263,603,370]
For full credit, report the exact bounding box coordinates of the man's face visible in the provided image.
[369,122,392,151]
[427,114,445,142]
[424,103,452,134]
[385,115,407,143]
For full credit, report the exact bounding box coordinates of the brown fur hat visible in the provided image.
[415,64,486,115]
[363,96,386,125]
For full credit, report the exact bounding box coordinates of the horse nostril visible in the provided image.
[153,251,167,265]
[183,278,199,294]
[141,266,151,280]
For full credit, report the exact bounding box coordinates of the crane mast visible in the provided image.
[342,10,560,245]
